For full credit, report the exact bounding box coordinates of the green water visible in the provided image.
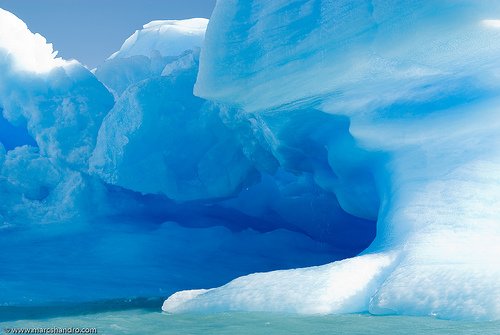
[2,309,499,335]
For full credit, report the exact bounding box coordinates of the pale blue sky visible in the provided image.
[0,0,216,68]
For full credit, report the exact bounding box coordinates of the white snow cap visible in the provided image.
[0,8,70,73]
[109,18,208,59]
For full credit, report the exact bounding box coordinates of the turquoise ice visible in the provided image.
[1,0,500,321]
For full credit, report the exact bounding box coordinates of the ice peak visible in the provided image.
[109,18,208,60]
[143,18,208,31]
[0,8,70,73]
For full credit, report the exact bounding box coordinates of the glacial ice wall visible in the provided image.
[163,0,500,320]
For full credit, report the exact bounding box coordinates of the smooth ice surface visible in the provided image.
[195,1,500,113]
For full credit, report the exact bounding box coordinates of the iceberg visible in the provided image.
[1,0,500,321]
[163,0,500,320]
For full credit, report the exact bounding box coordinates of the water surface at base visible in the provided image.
[2,309,499,335]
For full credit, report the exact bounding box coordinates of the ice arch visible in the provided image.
[163,0,500,320]
[0,8,377,309]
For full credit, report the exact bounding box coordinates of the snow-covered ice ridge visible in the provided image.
[1,1,500,321]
